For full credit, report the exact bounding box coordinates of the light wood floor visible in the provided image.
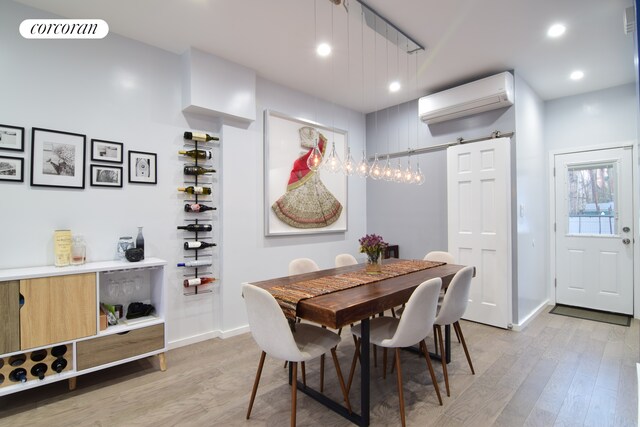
[0,307,638,426]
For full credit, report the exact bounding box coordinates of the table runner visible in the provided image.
[269,259,445,322]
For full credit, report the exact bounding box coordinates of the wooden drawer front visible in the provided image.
[0,281,20,354]
[76,324,164,370]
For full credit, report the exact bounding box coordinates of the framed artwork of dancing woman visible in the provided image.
[264,110,347,236]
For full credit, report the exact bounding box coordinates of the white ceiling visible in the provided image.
[15,0,637,113]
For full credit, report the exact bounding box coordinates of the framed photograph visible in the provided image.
[128,150,157,184]
[264,110,348,236]
[0,124,25,152]
[0,155,24,182]
[90,164,123,187]
[91,139,123,163]
[30,127,86,189]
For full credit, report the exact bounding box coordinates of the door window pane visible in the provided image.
[567,163,617,235]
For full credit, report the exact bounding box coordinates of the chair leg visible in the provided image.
[391,307,397,318]
[435,325,450,397]
[301,361,306,387]
[373,344,377,368]
[453,323,461,343]
[347,337,360,394]
[394,348,406,427]
[420,340,443,406]
[331,348,352,414]
[291,361,297,427]
[320,354,325,392]
[383,347,387,379]
[284,360,288,369]
[433,325,438,354]
[247,351,266,419]
[455,321,475,374]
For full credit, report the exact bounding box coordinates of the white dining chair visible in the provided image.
[433,265,475,396]
[243,283,351,426]
[423,250,455,264]
[348,278,443,426]
[288,258,320,275]
[335,253,358,267]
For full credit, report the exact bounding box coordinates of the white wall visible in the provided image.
[0,1,366,345]
[514,74,548,324]
[366,95,516,261]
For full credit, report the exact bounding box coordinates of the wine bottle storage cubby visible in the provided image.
[0,344,72,388]
[179,131,219,296]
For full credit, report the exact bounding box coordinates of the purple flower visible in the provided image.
[359,234,387,259]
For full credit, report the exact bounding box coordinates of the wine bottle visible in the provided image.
[183,277,216,287]
[9,354,26,366]
[51,345,67,358]
[184,241,217,250]
[178,149,212,160]
[9,368,27,383]
[177,224,212,232]
[184,131,219,142]
[177,186,212,195]
[177,259,212,268]
[184,165,217,175]
[31,363,48,380]
[51,358,68,373]
[184,203,216,213]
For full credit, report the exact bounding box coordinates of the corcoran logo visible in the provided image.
[19,19,109,39]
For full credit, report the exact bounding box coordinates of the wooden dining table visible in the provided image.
[248,259,467,427]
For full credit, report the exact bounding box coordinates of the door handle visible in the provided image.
[622,226,630,233]
[622,238,631,245]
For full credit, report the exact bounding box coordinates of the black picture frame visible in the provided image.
[30,127,86,189]
[90,164,123,188]
[0,155,24,182]
[0,124,25,152]
[91,139,124,163]
[128,150,157,184]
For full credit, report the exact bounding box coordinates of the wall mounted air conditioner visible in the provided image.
[419,72,514,125]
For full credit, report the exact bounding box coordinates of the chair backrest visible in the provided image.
[288,258,320,275]
[424,251,455,264]
[242,283,301,361]
[385,278,442,348]
[435,266,474,326]
[335,253,358,267]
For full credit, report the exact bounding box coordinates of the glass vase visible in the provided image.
[365,251,383,274]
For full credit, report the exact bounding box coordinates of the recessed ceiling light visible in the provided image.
[389,81,401,92]
[316,43,331,57]
[547,23,566,38]
[570,70,584,80]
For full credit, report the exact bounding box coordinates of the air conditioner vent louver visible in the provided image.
[419,72,514,125]
[624,6,636,35]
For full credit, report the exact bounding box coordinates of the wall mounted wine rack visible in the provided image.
[178,132,219,296]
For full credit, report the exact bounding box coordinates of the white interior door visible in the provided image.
[447,137,511,329]
[554,147,634,314]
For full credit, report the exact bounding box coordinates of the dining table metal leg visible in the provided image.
[360,317,370,426]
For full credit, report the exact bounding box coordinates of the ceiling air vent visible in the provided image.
[624,6,636,35]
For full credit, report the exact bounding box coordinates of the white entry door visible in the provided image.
[554,147,634,314]
[447,137,512,329]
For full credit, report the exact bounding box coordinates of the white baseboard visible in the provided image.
[220,324,250,339]
[511,300,550,331]
[167,330,221,350]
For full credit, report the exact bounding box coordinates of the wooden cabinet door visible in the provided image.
[0,280,20,354]
[20,273,96,350]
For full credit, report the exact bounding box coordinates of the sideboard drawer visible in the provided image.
[77,324,164,370]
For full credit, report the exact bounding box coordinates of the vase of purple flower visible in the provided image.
[359,233,387,274]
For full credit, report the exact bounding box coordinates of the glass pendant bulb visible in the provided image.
[356,150,369,177]
[323,141,343,173]
[382,155,394,181]
[414,161,425,185]
[306,142,323,171]
[343,146,356,176]
[369,154,382,180]
[393,160,404,182]
[403,158,414,183]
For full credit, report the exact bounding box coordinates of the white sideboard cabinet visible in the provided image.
[0,258,167,396]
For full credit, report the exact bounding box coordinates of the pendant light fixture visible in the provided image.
[412,45,425,185]
[323,3,343,174]
[354,5,369,178]
[308,0,324,172]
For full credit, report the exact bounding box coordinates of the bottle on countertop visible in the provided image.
[184,203,216,213]
[176,224,212,232]
[184,241,217,250]
[178,186,212,195]
[178,149,212,160]
[177,259,212,268]
[183,277,216,287]
[136,226,145,259]
[183,131,219,142]
[184,165,216,175]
